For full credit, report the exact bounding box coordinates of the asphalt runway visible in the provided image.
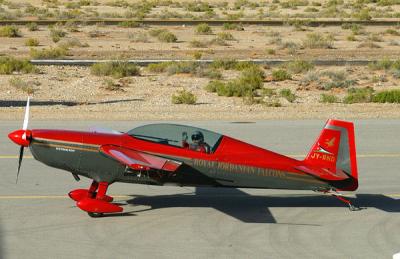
[1,120,400,259]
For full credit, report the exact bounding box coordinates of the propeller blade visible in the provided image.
[16,146,24,184]
[22,97,30,139]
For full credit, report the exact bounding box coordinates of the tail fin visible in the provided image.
[304,119,358,191]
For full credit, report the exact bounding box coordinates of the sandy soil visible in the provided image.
[0,65,399,121]
[1,1,400,120]
[1,24,400,60]
[2,0,400,20]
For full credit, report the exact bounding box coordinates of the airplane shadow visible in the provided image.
[0,98,143,107]
[122,188,400,224]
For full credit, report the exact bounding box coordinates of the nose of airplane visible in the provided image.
[8,129,31,147]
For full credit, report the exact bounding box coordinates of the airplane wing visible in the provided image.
[294,165,350,181]
[100,145,182,172]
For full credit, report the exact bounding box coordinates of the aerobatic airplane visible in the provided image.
[8,98,359,217]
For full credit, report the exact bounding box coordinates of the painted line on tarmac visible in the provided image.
[0,194,399,200]
[2,154,400,159]
[0,155,33,159]
[386,194,400,197]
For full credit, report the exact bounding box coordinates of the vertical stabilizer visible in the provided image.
[304,119,358,191]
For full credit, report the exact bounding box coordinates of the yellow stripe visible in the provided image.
[0,194,398,200]
[386,194,400,197]
[0,155,33,159]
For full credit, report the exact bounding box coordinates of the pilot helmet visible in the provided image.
[191,131,204,144]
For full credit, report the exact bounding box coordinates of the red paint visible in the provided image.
[77,182,117,213]
[326,119,358,191]
[69,189,114,202]
[8,129,31,147]
[100,145,181,172]
[77,198,122,213]
[68,189,89,202]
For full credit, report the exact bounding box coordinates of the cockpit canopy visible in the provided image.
[127,124,223,153]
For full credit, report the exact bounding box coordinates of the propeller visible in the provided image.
[16,146,24,184]
[15,97,30,183]
[22,96,30,139]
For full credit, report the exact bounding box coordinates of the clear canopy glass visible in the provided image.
[127,123,223,153]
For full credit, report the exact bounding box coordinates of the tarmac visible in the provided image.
[0,120,400,259]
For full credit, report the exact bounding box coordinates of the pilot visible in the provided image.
[182,131,211,153]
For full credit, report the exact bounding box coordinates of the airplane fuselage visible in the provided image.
[29,129,331,191]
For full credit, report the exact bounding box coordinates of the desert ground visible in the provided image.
[0,63,399,120]
[0,0,400,120]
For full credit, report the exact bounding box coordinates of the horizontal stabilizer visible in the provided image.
[100,145,182,172]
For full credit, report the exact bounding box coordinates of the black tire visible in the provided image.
[87,212,103,218]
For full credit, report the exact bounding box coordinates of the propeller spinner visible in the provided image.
[8,97,31,183]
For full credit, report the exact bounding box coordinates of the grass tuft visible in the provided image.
[91,62,140,78]
[25,38,40,47]
[302,33,333,49]
[204,66,264,98]
[171,89,197,104]
[9,77,35,94]
[372,90,400,103]
[368,58,398,70]
[58,38,89,48]
[272,69,291,81]
[30,47,69,59]
[190,39,208,48]
[283,60,314,74]
[0,25,21,37]
[195,23,212,34]
[216,32,235,41]
[321,70,356,90]
[149,28,177,42]
[320,93,339,103]
[50,28,67,43]
[343,87,374,104]
[279,88,296,102]
[27,22,39,31]
[0,57,37,74]
[223,23,244,31]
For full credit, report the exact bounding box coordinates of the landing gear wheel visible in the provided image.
[87,212,104,218]
[348,204,362,211]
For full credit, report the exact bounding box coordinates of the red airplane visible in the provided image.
[8,98,359,217]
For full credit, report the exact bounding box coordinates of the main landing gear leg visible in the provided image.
[319,189,361,211]
[87,180,99,199]
[75,181,123,217]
